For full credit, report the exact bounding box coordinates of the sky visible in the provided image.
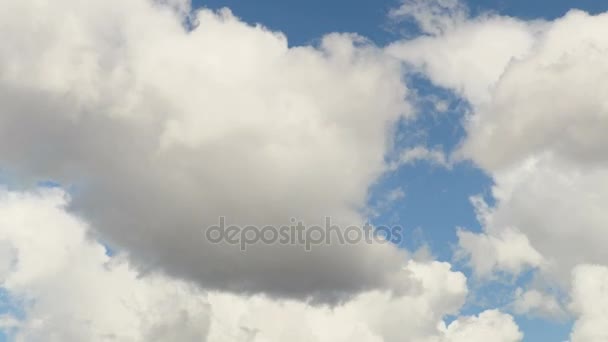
[1,0,608,341]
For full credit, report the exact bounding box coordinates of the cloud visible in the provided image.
[391,146,451,169]
[449,11,608,283]
[0,0,417,301]
[387,3,608,339]
[511,288,567,320]
[439,310,522,342]
[0,0,528,339]
[0,188,211,341]
[460,158,608,287]
[457,227,544,279]
[388,10,541,105]
[207,260,469,342]
[0,188,524,341]
[461,10,608,171]
[3,0,604,339]
[455,196,544,278]
[569,264,608,342]
[390,0,469,36]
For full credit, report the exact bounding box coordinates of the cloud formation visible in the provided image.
[0,188,522,341]
[0,189,211,341]
[0,0,416,301]
[387,2,608,338]
[3,0,607,339]
[569,264,608,342]
[456,10,608,285]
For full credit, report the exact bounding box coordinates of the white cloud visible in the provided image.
[569,265,608,342]
[0,188,211,341]
[0,0,415,301]
[463,158,608,286]
[457,227,544,279]
[439,310,523,342]
[207,260,469,342]
[0,0,528,339]
[388,4,608,339]
[455,196,544,279]
[392,146,451,169]
[461,10,608,171]
[4,0,605,339]
[0,188,523,341]
[512,288,567,320]
[388,11,541,105]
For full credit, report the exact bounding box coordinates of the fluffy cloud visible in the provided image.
[438,310,522,342]
[0,0,416,301]
[388,8,541,105]
[0,188,523,341]
[569,264,608,342]
[386,2,608,340]
[457,226,544,279]
[207,260,469,342]
[461,10,608,171]
[512,288,566,320]
[460,158,608,287]
[454,195,544,278]
[0,189,211,341]
[5,0,604,339]
[0,0,527,339]
[446,10,608,286]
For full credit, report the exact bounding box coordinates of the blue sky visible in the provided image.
[197,0,608,46]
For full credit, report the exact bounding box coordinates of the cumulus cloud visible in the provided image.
[457,227,544,279]
[388,10,541,105]
[461,10,608,171]
[4,0,605,339]
[0,0,417,301]
[511,288,567,320]
[0,189,211,341]
[455,196,544,278]
[438,310,522,342]
[0,1,527,339]
[207,260,470,342]
[387,2,608,339]
[0,188,524,341]
[460,158,608,286]
[444,10,608,286]
[569,264,608,342]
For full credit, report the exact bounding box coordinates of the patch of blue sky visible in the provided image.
[517,316,572,342]
[195,0,608,49]
[369,74,493,260]
[369,160,490,259]
[460,267,573,341]
[0,288,25,341]
[195,0,403,46]
[467,0,608,19]
[36,180,62,188]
